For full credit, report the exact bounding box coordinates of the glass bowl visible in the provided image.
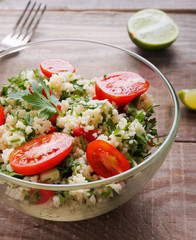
[0,39,180,221]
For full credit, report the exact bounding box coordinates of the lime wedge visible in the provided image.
[178,89,196,110]
[127,9,179,50]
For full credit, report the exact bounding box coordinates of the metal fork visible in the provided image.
[0,1,46,52]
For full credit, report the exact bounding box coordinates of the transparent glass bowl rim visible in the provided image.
[0,38,180,191]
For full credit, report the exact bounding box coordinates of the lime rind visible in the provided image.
[127,9,179,51]
[178,89,196,110]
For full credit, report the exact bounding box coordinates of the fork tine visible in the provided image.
[12,0,31,34]
[15,1,37,38]
[22,3,41,40]
[1,1,46,50]
[23,4,46,42]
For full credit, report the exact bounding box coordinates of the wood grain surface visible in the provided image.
[0,0,196,239]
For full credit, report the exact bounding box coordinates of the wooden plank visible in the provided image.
[0,142,195,239]
[0,11,195,142]
[0,0,196,11]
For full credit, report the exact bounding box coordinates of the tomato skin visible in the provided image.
[0,105,4,126]
[42,88,52,98]
[40,59,75,78]
[9,133,72,175]
[28,86,52,98]
[49,105,61,123]
[30,189,55,204]
[28,86,33,95]
[86,140,130,178]
[92,95,98,100]
[47,125,57,134]
[73,126,98,142]
[147,139,153,147]
[95,71,149,106]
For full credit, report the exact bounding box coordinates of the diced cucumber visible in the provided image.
[40,168,60,183]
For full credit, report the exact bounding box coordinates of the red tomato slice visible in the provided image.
[28,86,33,95]
[147,139,154,147]
[95,71,149,106]
[30,189,55,204]
[73,126,98,142]
[47,125,57,134]
[86,140,130,178]
[42,88,52,98]
[28,86,52,98]
[0,105,4,126]
[92,95,98,100]
[49,105,61,123]
[40,59,75,78]
[9,133,72,175]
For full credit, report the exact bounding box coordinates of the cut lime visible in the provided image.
[127,9,179,50]
[178,89,196,110]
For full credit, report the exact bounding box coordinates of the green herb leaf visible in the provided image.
[30,81,42,94]
[88,188,94,198]
[82,99,107,109]
[59,90,69,101]
[24,114,34,126]
[58,193,65,206]
[80,135,86,151]
[145,105,159,118]
[72,80,86,95]
[10,138,21,143]
[134,132,146,145]
[8,89,30,101]
[102,187,112,198]
[0,165,24,179]
[39,107,56,119]
[62,191,75,200]
[101,112,106,122]
[29,190,42,204]
[132,95,141,107]
[72,162,82,176]
[1,85,10,97]
[32,69,41,79]
[108,107,113,116]
[103,74,109,79]
[113,126,121,136]
[22,91,56,119]
[57,156,75,177]
[128,102,136,117]
[136,111,145,124]
[106,118,116,134]
[127,153,135,168]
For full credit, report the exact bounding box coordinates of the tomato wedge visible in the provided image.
[0,105,4,126]
[86,140,130,178]
[95,71,149,106]
[40,59,75,78]
[9,133,72,175]
[73,126,98,142]
[30,189,55,204]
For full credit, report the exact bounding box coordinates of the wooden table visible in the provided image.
[0,1,196,239]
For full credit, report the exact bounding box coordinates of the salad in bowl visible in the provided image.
[0,38,179,221]
[0,58,159,208]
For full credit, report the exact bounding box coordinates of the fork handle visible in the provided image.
[0,43,9,53]
[0,43,19,56]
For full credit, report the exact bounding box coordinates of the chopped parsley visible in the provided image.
[106,118,116,134]
[8,77,63,120]
[102,187,113,198]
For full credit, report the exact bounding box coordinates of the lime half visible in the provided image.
[178,89,196,110]
[127,9,179,50]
